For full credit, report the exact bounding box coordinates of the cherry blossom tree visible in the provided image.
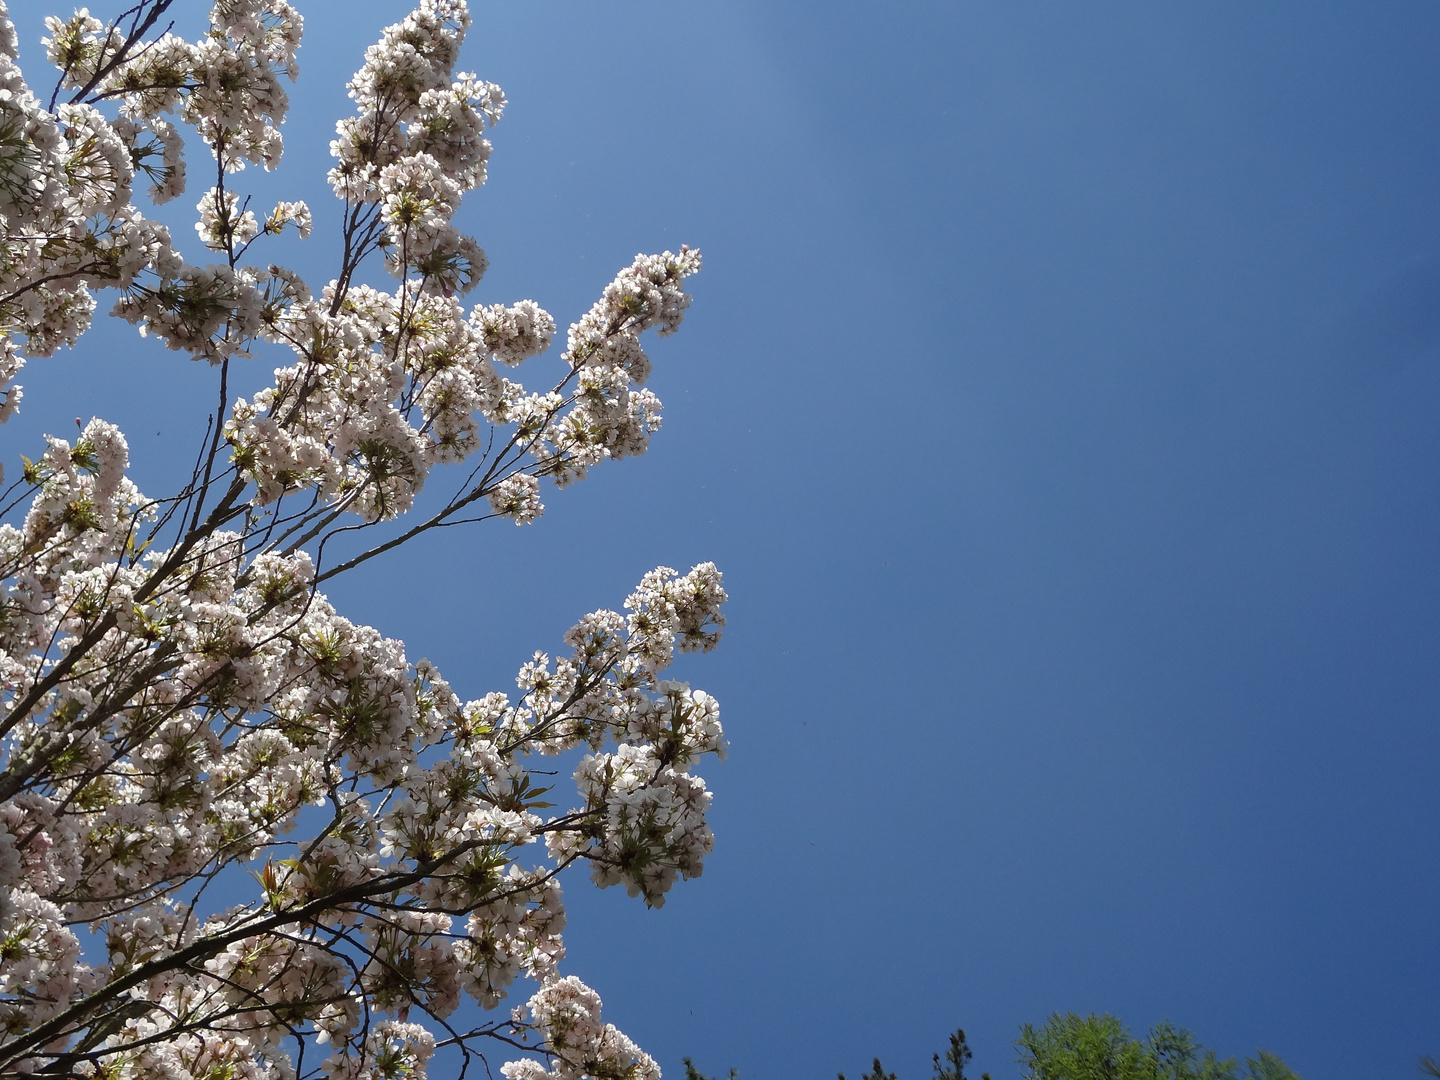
[0,1,725,1077]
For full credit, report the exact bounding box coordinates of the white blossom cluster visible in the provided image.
[0,1,722,1078]
[224,240,700,525]
[330,0,501,297]
[502,976,660,1080]
[0,0,308,371]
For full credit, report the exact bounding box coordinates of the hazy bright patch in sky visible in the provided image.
[7,2,1440,1078]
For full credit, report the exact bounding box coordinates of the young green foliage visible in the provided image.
[1016,1013,1298,1080]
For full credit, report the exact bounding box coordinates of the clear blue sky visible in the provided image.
[8,2,1440,1077]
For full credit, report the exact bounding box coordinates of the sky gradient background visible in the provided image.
[7,2,1440,1078]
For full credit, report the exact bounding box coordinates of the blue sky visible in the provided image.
[8,2,1440,1077]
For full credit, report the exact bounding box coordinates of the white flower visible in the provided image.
[196,186,259,250]
[488,472,543,525]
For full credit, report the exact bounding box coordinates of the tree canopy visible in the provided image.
[0,1,722,1077]
[837,1017,1301,1080]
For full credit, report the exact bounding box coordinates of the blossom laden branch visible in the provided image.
[0,0,723,1076]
